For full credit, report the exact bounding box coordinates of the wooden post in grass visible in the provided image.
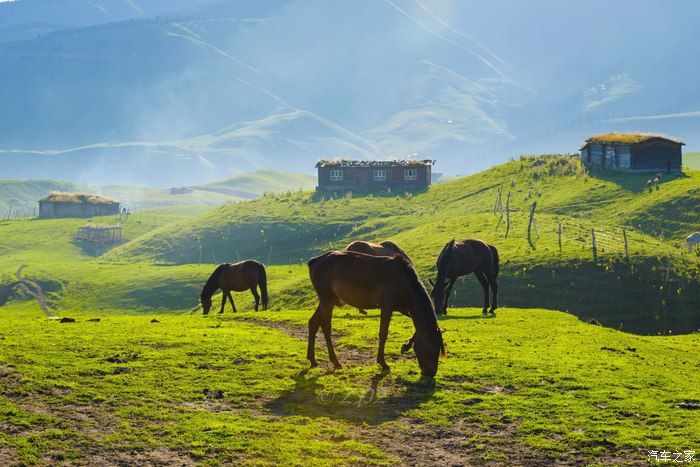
[591,228,598,261]
[527,201,537,248]
[558,222,562,253]
[623,229,629,260]
[505,191,511,238]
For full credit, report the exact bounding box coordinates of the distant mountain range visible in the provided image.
[1,0,699,186]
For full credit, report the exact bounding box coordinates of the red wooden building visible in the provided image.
[315,159,435,192]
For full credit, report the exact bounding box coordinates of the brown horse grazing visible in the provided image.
[429,239,499,316]
[344,240,412,314]
[307,250,445,377]
[200,260,269,314]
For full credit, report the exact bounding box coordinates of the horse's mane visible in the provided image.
[435,240,455,283]
[394,254,438,328]
[201,264,226,299]
[381,240,411,261]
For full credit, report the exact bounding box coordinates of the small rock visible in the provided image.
[59,317,75,323]
[461,397,483,406]
[203,388,224,399]
[676,402,700,410]
[151,319,160,323]
[87,318,101,322]
[113,367,130,374]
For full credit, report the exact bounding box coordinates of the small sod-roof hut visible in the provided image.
[579,133,684,172]
[38,192,120,219]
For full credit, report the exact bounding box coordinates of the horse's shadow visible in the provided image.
[266,367,437,425]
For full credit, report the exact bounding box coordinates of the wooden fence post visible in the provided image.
[558,222,562,253]
[505,191,511,238]
[623,229,629,260]
[591,228,598,261]
[527,201,537,248]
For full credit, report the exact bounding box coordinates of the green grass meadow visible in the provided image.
[0,156,698,464]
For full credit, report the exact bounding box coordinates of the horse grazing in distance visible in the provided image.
[344,240,412,314]
[307,250,445,377]
[687,232,700,252]
[200,260,269,314]
[430,239,499,316]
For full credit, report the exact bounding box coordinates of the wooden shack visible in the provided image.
[316,159,435,192]
[76,224,123,244]
[38,192,120,219]
[579,133,684,172]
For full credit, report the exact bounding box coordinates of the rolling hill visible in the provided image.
[0,156,698,464]
[0,170,315,214]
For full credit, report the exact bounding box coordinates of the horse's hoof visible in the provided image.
[482,308,488,315]
[400,343,413,354]
[332,362,343,370]
[489,308,497,315]
[309,361,318,368]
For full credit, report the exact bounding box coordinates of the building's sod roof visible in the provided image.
[316,159,435,168]
[41,192,118,204]
[583,132,684,146]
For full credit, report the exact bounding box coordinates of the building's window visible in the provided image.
[329,169,343,181]
[373,170,387,181]
[404,169,417,181]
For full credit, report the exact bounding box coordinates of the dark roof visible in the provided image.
[581,132,684,149]
[315,159,435,168]
[40,192,118,205]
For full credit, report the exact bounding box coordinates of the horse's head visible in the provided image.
[414,326,445,377]
[200,293,212,315]
[428,278,447,315]
[429,240,455,314]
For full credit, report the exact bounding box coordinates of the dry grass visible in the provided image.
[584,132,684,145]
[41,192,117,205]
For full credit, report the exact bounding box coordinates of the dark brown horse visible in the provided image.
[345,240,412,314]
[307,250,445,377]
[200,260,269,314]
[429,239,499,316]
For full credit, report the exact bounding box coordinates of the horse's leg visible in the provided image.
[307,305,323,367]
[219,291,228,314]
[401,333,416,354]
[485,271,498,314]
[475,272,490,315]
[319,304,341,369]
[251,287,260,311]
[377,307,393,371]
[442,278,456,315]
[227,291,237,313]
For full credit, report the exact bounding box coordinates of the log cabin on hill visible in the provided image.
[315,159,435,192]
[579,133,684,172]
[38,192,120,219]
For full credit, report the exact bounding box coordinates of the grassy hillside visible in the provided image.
[115,156,700,334]
[0,156,698,464]
[685,151,700,170]
[194,170,316,198]
[0,170,317,214]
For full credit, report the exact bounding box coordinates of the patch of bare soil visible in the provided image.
[233,317,377,367]
[71,447,196,467]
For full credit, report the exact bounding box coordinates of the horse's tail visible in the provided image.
[258,262,269,310]
[489,244,500,278]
